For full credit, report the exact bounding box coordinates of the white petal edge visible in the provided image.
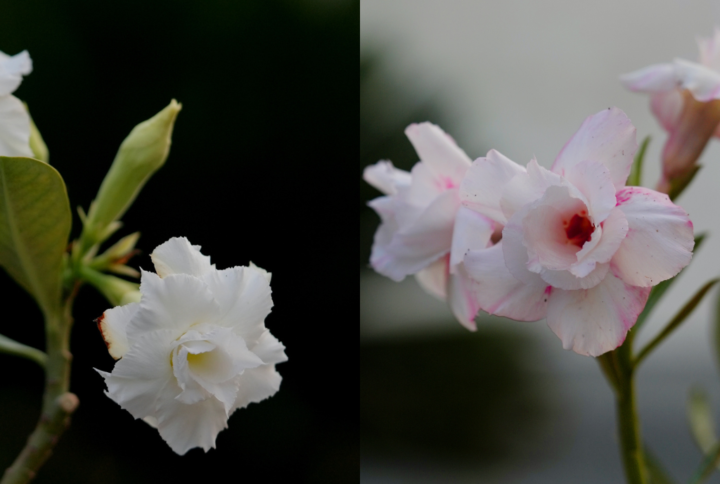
[363,160,411,196]
[150,237,215,278]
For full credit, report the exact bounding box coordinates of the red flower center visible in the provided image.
[564,213,593,248]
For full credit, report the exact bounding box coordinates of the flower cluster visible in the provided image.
[97,237,287,454]
[365,108,695,357]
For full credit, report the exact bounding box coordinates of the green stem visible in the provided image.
[0,334,46,369]
[1,285,80,484]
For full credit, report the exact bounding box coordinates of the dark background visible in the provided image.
[0,1,357,482]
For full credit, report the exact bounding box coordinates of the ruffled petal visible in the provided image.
[572,207,629,277]
[363,160,411,196]
[97,302,139,360]
[539,262,609,291]
[231,365,282,412]
[251,330,288,365]
[405,122,471,186]
[449,206,494,270]
[0,50,31,96]
[612,187,694,286]
[0,95,32,157]
[447,266,480,331]
[414,257,448,300]
[371,189,459,281]
[619,63,679,93]
[651,90,683,132]
[459,149,525,224]
[132,271,221,338]
[150,237,215,278]
[546,271,651,357]
[464,243,550,321]
[499,158,566,221]
[202,265,273,345]
[564,160,617,223]
[552,107,637,190]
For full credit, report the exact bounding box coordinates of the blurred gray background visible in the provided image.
[361,0,720,482]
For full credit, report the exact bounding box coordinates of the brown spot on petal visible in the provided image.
[95,313,112,353]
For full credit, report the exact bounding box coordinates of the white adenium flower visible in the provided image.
[460,107,695,357]
[0,49,32,157]
[96,237,287,454]
[363,122,494,330]
[620,28,720,192]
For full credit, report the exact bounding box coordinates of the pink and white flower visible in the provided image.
[363,122,494,330]
[459,108,695,356]
[620,28,720,192]
[96,237,286,454]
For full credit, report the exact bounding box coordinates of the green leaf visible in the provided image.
[690,441,720,484]
[0,157,71,315]
[633,233,707,333]
[635,278,720,368]
[644,444,676,484]
[0,333,46,368]
[668,164,701,201]
[687,388,717,454]
[628,135,650,187]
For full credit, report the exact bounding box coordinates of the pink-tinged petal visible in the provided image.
[572,207,629,277]
[151,237,215,278]
[363,160,411,196]
[405,122,471,186]
[552,107,637,190]
[651,90,683,132]
[546,271,651,357]
[674,58,720,102]
[459,149,525,224]
[371,189,459,281]
[612,187,694,287]
[448,266,480,331]
[464,243,550,321]
[619,63,679,93]
[540,262,609,291]
[698,27,720,71]
[502,204,545,285]
[397,161,444,211]
[414,256,448,300]
[564,161,616,223]
[97,302,139,360]
[449,206,494,270]
[0,95,32,157]
[522,187,588,272]
[499,159,566,221]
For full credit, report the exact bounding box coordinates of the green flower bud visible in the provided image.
[24,103,49,163]
[80,265,139,306]
[84,100,181,246]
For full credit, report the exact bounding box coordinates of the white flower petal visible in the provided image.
[449,206,494,270]
[371,189,459,281]
[231,365,282,412]
[414,257,448,300]
[97,302,139,360]
[619,63,679,93]
[363,160,411,196]
[572,207,628,277]
[0,50,32,96]
[612,187,694,287]
[133,271,221,338]
[563,160,617,223]
[698,27,720,71]
[546,271,651,357]
[499,159,567,221]
[202,265,273,345]
[552,107,637,190]
[674,58,720,102]
[0,95,32,157]
[251,330,288,365]
[447,265,481,330]
[539,262,609,291]
[464,243,550,321]
[404,122,471,186]
[459,149,525,224]
[150,237,215,278]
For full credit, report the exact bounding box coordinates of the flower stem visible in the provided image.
[1,286,80,484]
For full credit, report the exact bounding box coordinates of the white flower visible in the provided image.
[96,237,287,454]
[0,49,32,157]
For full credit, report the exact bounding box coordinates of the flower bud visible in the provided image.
[83,100,181,245]
[24,103,48,163]
[81,266,140,306]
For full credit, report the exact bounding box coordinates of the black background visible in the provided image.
[0,1,357,482]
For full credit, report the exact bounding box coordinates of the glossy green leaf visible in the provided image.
[634,233,707,334]
[0,157,71,315]
[687,388,717,454]
[635,278,720,368]
[628,135,650,187]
